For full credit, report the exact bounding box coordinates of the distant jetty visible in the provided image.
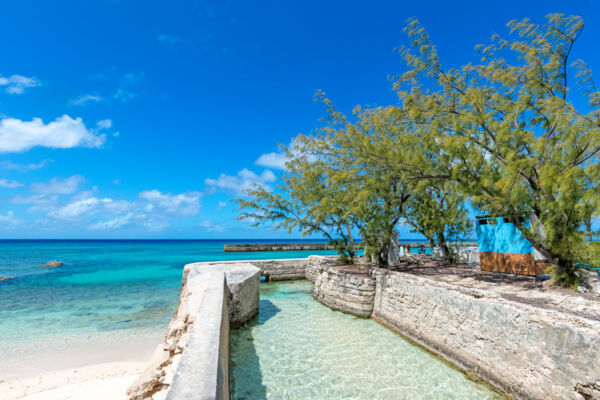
[224,242,477,252]
[41,261,63,268]
[224,243,335,252]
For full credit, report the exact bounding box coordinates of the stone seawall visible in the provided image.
[306,255,330,282]
[127,262,260,400]
[192,257,336,282]
[308,259,600,400]
[371,269,600,400]
[224,243,334,252]
[129,255,600,400]
[250,258,309,281]
[311,262,375,317]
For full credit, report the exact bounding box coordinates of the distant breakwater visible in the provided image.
[224,242,478,252]
[224,243,336,252]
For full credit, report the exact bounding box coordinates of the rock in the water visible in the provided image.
[0,277,12,281]
[41,261,63,268]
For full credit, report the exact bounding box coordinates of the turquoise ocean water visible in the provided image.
[0,239,338,377]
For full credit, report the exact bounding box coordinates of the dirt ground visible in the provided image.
[382,255,600,322]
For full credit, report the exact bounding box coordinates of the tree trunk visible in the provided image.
[519,224,578,286]
[428,237,435,249]
[585,217,593,243]
[436,230,452,263]
[346,222,356,262]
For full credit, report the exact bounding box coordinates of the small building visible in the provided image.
[398,243,433,255]
[475,215,546,276]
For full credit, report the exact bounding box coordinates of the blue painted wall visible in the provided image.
[476,217,533,254]
[408,247,433,255]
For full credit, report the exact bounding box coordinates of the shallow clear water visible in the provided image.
[230,281,503,400]
[0,239,338,376]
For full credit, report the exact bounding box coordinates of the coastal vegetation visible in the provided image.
[238,14,600,286]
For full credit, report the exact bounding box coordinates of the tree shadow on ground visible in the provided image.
[390,255,537,286]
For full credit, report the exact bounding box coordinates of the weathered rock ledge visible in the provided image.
[185,262,261,328]
[370,268,600,400]
[127,262,260,400]
[309,258,600,400]
[306,255,331,282]
[311,261,375,317]
[195,256,337,282]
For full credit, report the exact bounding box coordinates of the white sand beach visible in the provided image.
[0,329,162,400]
[0,361,147,400]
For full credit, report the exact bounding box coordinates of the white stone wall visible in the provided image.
[128,262,261,400]
[251,258,309,281]
[186,262,261,328]
[306,255,331,282]
[312,263,375,317]
[371,269,600,400]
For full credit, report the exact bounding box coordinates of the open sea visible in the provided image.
[0,239,339,377]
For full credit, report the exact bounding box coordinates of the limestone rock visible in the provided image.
[371,268,600,400]
[312,264,375,317]
[306,255,329,282]
[41,261,63,268]
[185,262,260,328]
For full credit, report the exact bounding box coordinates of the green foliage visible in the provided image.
[237,144,359,262]
[396,13,600,285]
[237,13,600,283]
[403,181,472,264]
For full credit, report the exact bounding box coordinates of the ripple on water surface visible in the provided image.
[230,280,504,400]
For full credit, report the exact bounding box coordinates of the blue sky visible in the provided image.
[0,0,599,239]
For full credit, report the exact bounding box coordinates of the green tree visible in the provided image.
[293,99,413,267]
[237,163,359,263]
[403,181,472,263]
[397,14,600,285]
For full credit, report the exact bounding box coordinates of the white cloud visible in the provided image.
[11,194,57,205]
[48,195,102,220]
[70,94,103,106]
[31,175,85,194]
[45,190,134,222]
[255,151,287,170]
[218,201,227,208]
[138,190,201,216]
[0,115,106,153]
[0,179,23,188]
[11,194,59,212]
[114,89,138,102]
[157,34,182,44]
[0,210,19,225]
[102,198,133,214]
[0,74,41,94]
[90,213,133,230]
[136,214,169,231]
[205,168,276,194]
[19,187,202,232]
[254,139,302,170]
[199,220,226,232]
[1,159,51,171]
[96,119,112,129]
[113,72,145,103]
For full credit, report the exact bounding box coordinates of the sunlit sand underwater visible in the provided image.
[230,280,504,400]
